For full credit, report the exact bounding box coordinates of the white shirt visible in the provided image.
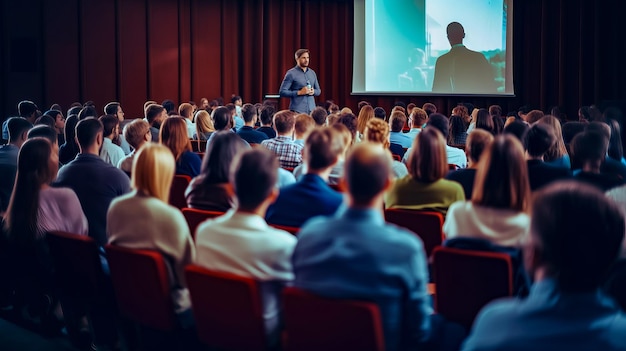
[100,138,125,167]
[443,201,530,247]
[195,210,297,338]
[185,118,196,139]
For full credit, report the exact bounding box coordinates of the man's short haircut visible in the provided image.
[34,115,55,129]
[231,95,242,104]
[178,103,193,118]
[466,129,494,163]
[488,104,502,117]
[27,125,57,145]
[426,113,450,139]
[68,106,83,117]
[531,181,625,292]
[586,121,611,140]
[295,48,309,59]
[393,101,407,111]
[78,105,97,120]
[295,114,315,137]
[231,148,278,211]
[345,143,393,204]
[422,103,437,116]
[75,117,103,148]
[336,112,358,142]
[310,106,327,126]
[123,119,150,149]
[260,105,276,125]
[273,110,296,134]
[373,107,386,120]
[411,107,428,128]
[389,111,407,132]
[304,127,343,171]
[525,123,556,158]
[572,130,607,164]
[44,109,62,119]
[241,103,257,123]
[162,99,176,114]
[357,100,370,111]
[18,100,38,117]
[104,102,120,115]
[99,114,119,137]
[145,104,165,125]
[7,117,33,141]
[503,119,530,143]
[212,106,232,131]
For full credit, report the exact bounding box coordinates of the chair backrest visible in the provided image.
[185,265,267,351]
[169,174,192,210]
[181,207,225,239]
[46,231,104,300]
[383,209,444,257]
[282,287,385,351]
[432,246,513,330]
[269,223,300,235]
[105,245,176,331]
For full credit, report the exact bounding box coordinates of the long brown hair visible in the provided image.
[407,127,448,182]
[160,117,191,161]
[538,115,568,161]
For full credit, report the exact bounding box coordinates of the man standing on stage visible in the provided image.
[279,48,321,114]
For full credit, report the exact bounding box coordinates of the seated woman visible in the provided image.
[4,138,88,324]
[117,119,151,176]
[385,127,465,214]
[446,129,494,199]
[107,143,195,324]
[185,132,248,211]
[538,115,571,169]
[362,118,408,178]
[443,134,531,247]
[194,109,214,141]
[160,117,201,177]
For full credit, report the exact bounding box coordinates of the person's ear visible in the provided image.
[268,187,280,204]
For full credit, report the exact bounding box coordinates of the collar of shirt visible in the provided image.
[340,207,385,225]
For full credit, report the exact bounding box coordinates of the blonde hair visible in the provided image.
[407,128,448,182]
[195,110,215,135]
[340,107,353,115]
[160,117,192,161]
[364,118,390,148]
[472,134,531,212]
[356,105,375,135]
[132,143,176,203]
[123,119,150,149]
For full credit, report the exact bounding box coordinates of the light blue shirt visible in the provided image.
[279,66,321,114]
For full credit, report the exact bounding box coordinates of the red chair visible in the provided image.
[282,287,385,351]
[269,223,300,235]
[432,246,513,330]
[181,207,225,239]
[384,209,445,257]
[185,265,267,351]
[105,245,176,332]
[169,174,192,210]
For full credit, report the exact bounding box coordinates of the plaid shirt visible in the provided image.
[261,136,303,169]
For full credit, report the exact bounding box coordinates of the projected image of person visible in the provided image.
[279,48,321,114]
[398,48,430,90]
[431,22,496,94]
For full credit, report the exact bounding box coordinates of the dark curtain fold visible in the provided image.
[0,0,624,122]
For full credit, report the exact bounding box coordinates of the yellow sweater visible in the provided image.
[384,176,465,215]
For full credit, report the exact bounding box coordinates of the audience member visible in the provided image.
[237,103,269,145]
[266,127,344,227]
[444,134,531,247]
[537,115,571,169]
[205,106,235,148]
[310,106,327,126]
[260,110,303,169]
[503,119,530,143]
[363,118,409,178]
[0,118,32,214]
[462,181,626,351]
[98,115,125,167]
[257,105,277,139]
[387,128,465,214]
[572,131,624,191]
[177,103,195,138]
[403,113,468,168]
[373,106,386,120]
[103,102,130,154]
[195,147,296,347]
[59,115,80,164]
[446,129,494,199]
[524,123,571,191]
[356,105,375,141]
[293,113,315,146]
[407,107,428,140]
[160,117,201,177]
[118,119,151,175]
[194,110,214,141]
[54,118,131,246]
[146,104,167,142]
[525,109,545,124]
[185,132,247,211]
[43,109,65,145]
[388,110,412,148]
[107,143,195,326]
[2,100,39,140]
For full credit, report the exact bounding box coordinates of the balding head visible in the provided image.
[344,142,393,206]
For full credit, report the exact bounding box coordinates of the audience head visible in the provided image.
[537,115,568,160]
[344,143,393,206]
[231,148,278,212]
[44,109,65,131]
[528,182,624,292]
[466,129,494,166]
[78,105,97,120]
[63,115,79,147]
[212,106,233,131]
[27,125,58,150]
[472,134,530,212]
[260,105,276,126]
[357,100,370,111]
[295,114,315,140]
[329,123,353,155]
[240,103,257,125]
[132,143,176,203]
[159,117,191,160]
[104,102,123,121]
[475,108,494,134]
[75,117,103,152]
[304,127,344,172]
[389,111,407,133]
[143,100,158,117]
[34,115,56,129]
[422,102,437,116]
[202,132,249,184]
[68,105,83,118]
[231,95,243,106]
[407,128,448,182]
[452,105,470,124]
[162,99,176,115]
[426,113,450,140]
[410,107,428,128]
[503,119,530,143]
[571,130,607,171]
[99,114,120,139]
[526,109,545,124]
[310,106,328,126]
[146,104,166,129]
[448,115,467,145]
[273,110,297,135]
[123,119,151,150]
[336,112,358,142]
[524,123,556,159]
[364,118,391,148]
[561,121,586,148]
[373,107,386,120]
[607,118,623,161]
[18,100,40,121]
[488,105,502,117]
[7,117,33,146]
[178,103,194,118]
[195,110,215,135]
[356,105,375,135]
